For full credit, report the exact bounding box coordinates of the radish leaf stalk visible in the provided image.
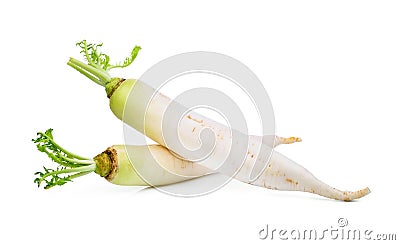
[68,40,141,87]
[33,129,210,189]
[34,128,90,162]
[77,40,141,71]
[33,129,96,189]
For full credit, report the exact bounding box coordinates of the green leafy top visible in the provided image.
[33,129,96,189]
[76,40,141,71]
[68,40,141,87]
[34,129,89,166]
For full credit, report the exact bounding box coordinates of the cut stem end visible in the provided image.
[93,147,119,181]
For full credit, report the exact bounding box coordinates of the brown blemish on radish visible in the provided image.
[286,178,293,183]
[264,163,273,176]
[187,115,203,124]
[285,178,299,185]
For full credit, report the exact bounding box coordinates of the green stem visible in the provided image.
[59,155,94,165]
[82,41,95,67]
[38,132,89,160]
[40,147,82,168]
[34,129,100,189]
[64,171,93,181]
[68,57,111,86]
[68,40,141,90]
[37,164,96,186]
[67,61,104,86]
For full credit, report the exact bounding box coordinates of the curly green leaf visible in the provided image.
[68,40,141,87]
[33,129,96,189]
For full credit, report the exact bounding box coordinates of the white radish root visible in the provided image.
[113,142,370,201]
[247,151,370,201]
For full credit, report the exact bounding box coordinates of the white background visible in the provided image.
[1,0,399,244]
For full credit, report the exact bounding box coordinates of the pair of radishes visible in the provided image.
[34,40,370,201]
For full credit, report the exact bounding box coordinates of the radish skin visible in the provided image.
[249,152,370,201]
[103,145,210,186]
[108,77,366,202]
[109,145,370,201]
[109,79,276,180]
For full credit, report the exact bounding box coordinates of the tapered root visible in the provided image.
[251,151,371,201]
[276,136,302,145]
[316,186,371,202]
